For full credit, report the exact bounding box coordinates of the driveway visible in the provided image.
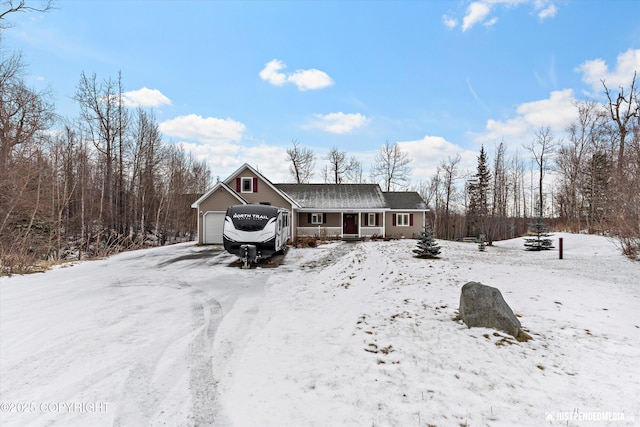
[0,242,281,427]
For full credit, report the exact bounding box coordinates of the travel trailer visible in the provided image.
[223,204,290,267]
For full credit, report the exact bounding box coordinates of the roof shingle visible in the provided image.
[382,192,428,210]
[274,184,388,209]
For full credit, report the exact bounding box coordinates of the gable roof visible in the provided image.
[275,184,387,209]
[190,181,247,208]
[383,192,428,210]
[224,163,300,208]
[192,163,429,212]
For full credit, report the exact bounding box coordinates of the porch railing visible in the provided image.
[360,227,383,237]
[296,226,384,239]
[296,226,342,239]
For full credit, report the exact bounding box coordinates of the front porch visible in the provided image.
[294,211,385,240]
[295,226,385,240]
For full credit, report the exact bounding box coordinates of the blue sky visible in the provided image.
[3,0,639,184]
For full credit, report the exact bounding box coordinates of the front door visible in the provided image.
[343,214,357,235]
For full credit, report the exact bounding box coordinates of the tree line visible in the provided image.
[2,2,638,274]
[0,50,211,274]
[287,74,639,259]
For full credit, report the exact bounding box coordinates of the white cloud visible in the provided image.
[159,114,292,181]
[442,15,458,29]
[123,87,171,108]
[575,49,640,95]
[177,141,290,182]
[462,2,491,31]
[516,89,577,129]
[239,145,290,182]
[397,136,477,182]
[177,140,240,170]
[159,114,246,144]
[307,112,367,134]
[287,68,335,91]
[484,17,498,28]
[259,59,288,86]
[450,0,559,31]
[259,59,334,91]
[476,89,578,142]
[537,4,557,20]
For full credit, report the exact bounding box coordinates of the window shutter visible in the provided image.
[392,214,396,226]
[364,214,368,226]
[410,214,414,226]
[236,178,241,192]
[308,213,312,224]
[322,213,327,224]
[375,214,379,226]
[253,177,258,192]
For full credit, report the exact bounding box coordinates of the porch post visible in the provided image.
[382,211,386,238]
[291,206,296,240]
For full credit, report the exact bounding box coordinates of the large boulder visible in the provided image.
[459,281,521,338]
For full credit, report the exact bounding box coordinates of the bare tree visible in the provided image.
[555,100,605,229]
[524,127,557,217]
[74,71,124,231]
[323,146,359,184]
[286,139,315,183]
[348,156,364,183]
[370,140,412,191]
[602,72,639,174]
[439,154,462,240]
[0,50,54,168]
[509,148,526,219]
[601,73,640,258]
[0,0,54,28]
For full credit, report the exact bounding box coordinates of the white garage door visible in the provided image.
[203,212,225,244]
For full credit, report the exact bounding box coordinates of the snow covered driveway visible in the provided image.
[1,234,639,426]
[0,243,272,426]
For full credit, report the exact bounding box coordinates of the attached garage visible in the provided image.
[203,212,225,244]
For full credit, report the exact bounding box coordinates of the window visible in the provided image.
[367,213,376,226]
[310,213,324,224]
[241,177,253,193]
[396,213,410,226]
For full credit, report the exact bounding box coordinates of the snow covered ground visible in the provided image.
[1,233,638,426]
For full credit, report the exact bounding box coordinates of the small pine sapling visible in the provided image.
[524,217,554,250]
[413,222,441,259]
[477,234,486,252]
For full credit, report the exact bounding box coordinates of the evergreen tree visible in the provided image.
[524,217,554,250]
[466,145,491,238]
[580,151,611,233]
[413,221,441,258]
[477,234,486,252]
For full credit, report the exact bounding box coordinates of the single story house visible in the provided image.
[191,163,429,244]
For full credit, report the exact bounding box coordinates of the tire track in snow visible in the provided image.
[186,286,224,426]
[110,281,224,426]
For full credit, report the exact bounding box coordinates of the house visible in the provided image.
[190,163,429,244]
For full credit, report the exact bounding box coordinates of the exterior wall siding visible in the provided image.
[193,165,429,244]
[196,187,243,244]
[297,212,341,227]
[385,211,425,239]
[229,170,291,208]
